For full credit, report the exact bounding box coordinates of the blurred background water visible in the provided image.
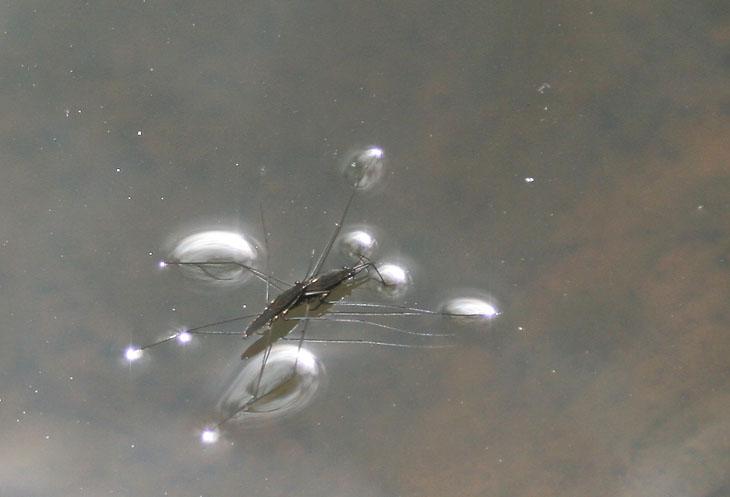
[2,1,729,496]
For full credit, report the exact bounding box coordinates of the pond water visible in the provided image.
[2,1,729,496]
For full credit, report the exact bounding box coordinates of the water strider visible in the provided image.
[125,147,498,441]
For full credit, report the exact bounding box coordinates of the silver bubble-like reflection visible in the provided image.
[372,262,411,299]
[341,146,385,189]
[167,230,259,286]
[338,228,379,260]
[216,345,325,426]
[440,296,500,321]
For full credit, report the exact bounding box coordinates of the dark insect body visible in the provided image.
[127,148,496,439]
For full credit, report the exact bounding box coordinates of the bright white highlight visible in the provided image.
[339,229,378,259]
[167,230,259,285]
[216,345,324,425]
[379,264,409,286]
[158,260,167,269]
[374,263,410,298]
[365,147,383,159]
[443,298,499,319]
[200,428,220,444]
[125,347,143,362]
[342,146,385,189]
[173,231,255,262]
[177,331,192,344]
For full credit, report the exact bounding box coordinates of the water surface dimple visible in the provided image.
[166,230,260,286]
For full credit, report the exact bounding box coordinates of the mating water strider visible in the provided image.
[125,146,499,443]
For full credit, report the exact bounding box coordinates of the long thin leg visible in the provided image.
[163,260,291,290]
[251,326,275,399]
[308,162,371,279]
[284,315,454,337]
[281,336,453,349]
[136,313,260,351]
[292,304,311,373]
[249,202,275,400]
[260,203,272,303]
[317,300,485,317]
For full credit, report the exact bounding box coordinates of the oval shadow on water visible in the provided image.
[215,344,326,428]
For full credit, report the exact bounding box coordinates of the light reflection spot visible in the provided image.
[339,229,378,259]
[200,428,219,444]
[125,347,143,362]
[442,297,499,319]
[342,146,385,189]
[167,230,259,286]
